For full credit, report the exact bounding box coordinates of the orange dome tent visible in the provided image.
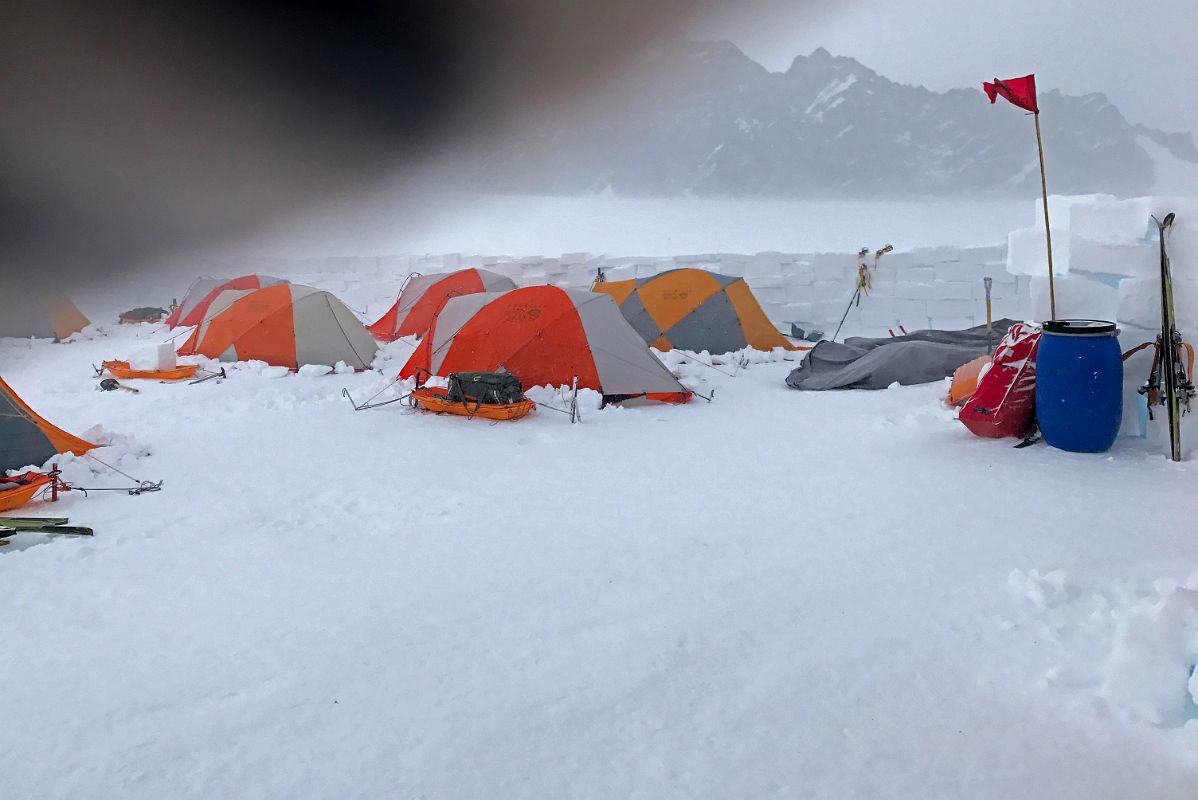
[367,269,517,341]
[593,268,796,353]
[178,284,378,370]
[1,375,95,473]
[399,286,691,403]
[166,274,287,328]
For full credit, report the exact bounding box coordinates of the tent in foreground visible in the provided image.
[367,269,517,341]
[399,286,691,403]
[786,320,1018,391]
[593,268,796,354]
[166,274,287,328]
[1,375,95,473]
[0,294,90,341]
[178,284,378,370]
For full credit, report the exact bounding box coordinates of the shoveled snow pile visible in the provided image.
[2,322,1198,799]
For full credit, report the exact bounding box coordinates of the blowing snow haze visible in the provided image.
[2,0,1193,293]
[0,0,738,289]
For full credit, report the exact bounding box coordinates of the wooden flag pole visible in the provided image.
[1033,112,1057,320]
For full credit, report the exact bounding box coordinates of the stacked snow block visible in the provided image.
[1005,194,1198,438]
[190,242,1023,342]
[1006,194,1198,338]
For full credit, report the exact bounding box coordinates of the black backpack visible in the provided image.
[446,371,524,405]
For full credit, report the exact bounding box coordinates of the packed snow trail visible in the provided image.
[2,326,1197,799]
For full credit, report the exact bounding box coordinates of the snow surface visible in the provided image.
[4,320,1198,798]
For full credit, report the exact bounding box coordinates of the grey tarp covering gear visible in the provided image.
[786,320,1019,391]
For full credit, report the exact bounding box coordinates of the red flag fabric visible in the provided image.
[983,74,1038,114]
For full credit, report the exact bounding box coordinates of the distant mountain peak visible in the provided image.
[468,40,1195,198]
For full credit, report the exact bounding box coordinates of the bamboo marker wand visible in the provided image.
[1034,113,1056,320]
[984,276,994,354]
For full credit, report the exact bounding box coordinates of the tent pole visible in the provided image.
[1034,113,1056,321]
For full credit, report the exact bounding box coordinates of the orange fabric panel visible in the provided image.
[723,279,796,351]
[399,332,435,380]
[366,303,401,341]
[592,279,638,305]
[635,270,723,332]
[47,297,89,340]
[396,271,486,338]
[0,376,96,457]
[418,287,602,390]
[190,285,298,368]
[650,335,673,351]
[645,391,692,404]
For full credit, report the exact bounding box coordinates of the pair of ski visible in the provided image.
[1142,213,1196,462]
[0,517,94,544]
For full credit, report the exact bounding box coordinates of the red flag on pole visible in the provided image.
[983,74,1038,114]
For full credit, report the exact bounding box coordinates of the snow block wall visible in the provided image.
[1007,194,1198,442]
[197,244,1025,340]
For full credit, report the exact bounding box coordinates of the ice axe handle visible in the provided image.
[984,277,994,353]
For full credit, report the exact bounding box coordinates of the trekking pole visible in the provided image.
[984,277,994,354]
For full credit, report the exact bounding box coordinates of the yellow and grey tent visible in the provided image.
[593,268,796,353]
[0,293,89,341]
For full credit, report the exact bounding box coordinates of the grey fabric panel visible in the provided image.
[427,293,493,374]
[571,292,687,396]
[175,277,226,320]
[662,289,747,354]
[393,274,445,318]
[477,270,518,292]
[615,292,663,345]
[292,291,380,369]
[0,296,56,338]
[784,320,1017,391]
[0,390,55,472]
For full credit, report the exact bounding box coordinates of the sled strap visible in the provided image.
[1122,341,1156,361]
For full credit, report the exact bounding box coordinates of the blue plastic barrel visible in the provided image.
[1035,319,1123,453]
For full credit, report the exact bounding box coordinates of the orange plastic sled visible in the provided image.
[0,473,52,513]
[101,361,200,381]
[946,355,990,406]
[411,387,535,421]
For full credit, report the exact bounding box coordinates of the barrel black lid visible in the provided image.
[1042,319,1117,335]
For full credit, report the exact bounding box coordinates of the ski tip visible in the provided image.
[1153,212,1176,230]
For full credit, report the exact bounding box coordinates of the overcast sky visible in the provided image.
[695,0,1198,136]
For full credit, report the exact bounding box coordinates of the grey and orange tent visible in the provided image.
[1,375,95,473]
[367,268,517,341]
[0,294,90,341]
[177,283,378,370]
[399,286,691,403]
[166,274,287,328]
[592,268,796,354]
